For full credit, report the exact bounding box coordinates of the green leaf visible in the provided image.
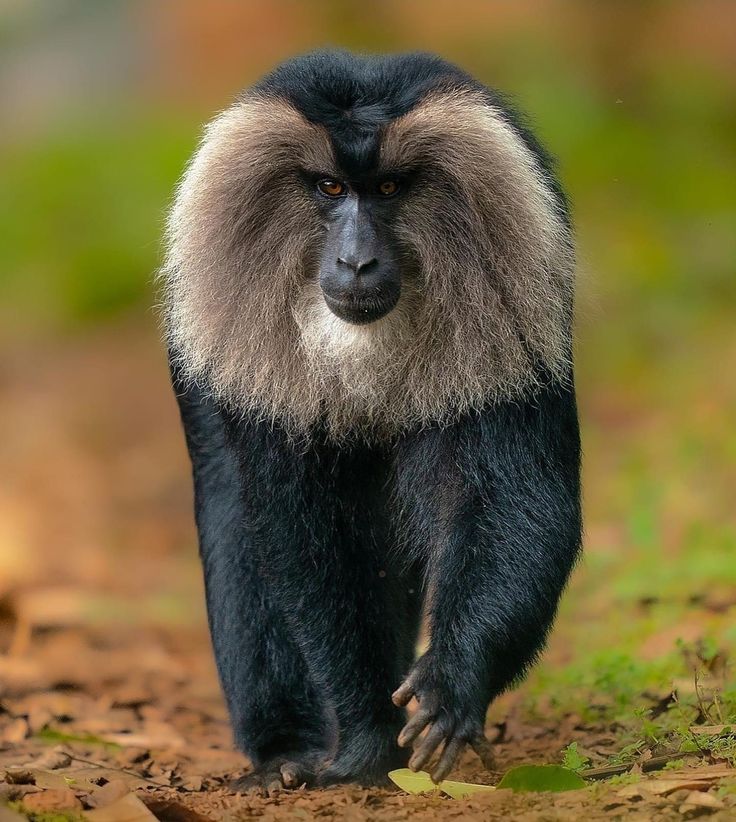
[561,742,590,772]
[497,764,586,793]
[388,769,496,799]
[388,769,440,795]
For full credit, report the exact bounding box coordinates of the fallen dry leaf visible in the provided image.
[1,718,28,744]
[616,784,645,799]
[24,745,72,770]
[102,727,186,749]
[3,768,34,785]
[0,656,45,691]
[181,774,203,791]
[0,806,27,822]
[21,787,82,812]
[678,790,725,812]
[85,792,159,821]
[87,778,133,808]
[49,765,149,793]
[143,798,213,821]
[13,586,92,631]
[644,779,715,796]
[664,766,735,779]
[27,707,53,734]
[31,768,78,790]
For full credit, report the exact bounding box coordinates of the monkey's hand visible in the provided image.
[392,654,495,783]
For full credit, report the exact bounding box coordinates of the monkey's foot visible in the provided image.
[231,751,324,795]
[316,732,409,787]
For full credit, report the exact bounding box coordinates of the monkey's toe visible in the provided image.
[231,752,323,795]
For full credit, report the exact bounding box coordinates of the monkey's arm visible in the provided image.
[393,379,582,781]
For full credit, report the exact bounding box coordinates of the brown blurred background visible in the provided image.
[1,0,735,705]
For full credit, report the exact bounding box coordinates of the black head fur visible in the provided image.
[250,49,566,215]
[252,50,472,173]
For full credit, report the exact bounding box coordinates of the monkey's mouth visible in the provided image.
[323,292,399,325]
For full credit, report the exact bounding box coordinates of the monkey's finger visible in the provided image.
[280,761,313,788]
[470,734,495,770]
[431,737,465,783]
[397,708,434,747]
[408,723,447,772]
[392,681,415,707]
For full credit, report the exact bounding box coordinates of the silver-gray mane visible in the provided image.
[161,89,575,440]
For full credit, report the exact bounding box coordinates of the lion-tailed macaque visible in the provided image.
[162,50,581,790]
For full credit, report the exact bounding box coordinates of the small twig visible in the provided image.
[670,685,707,756]
[694,670,713,724]
[581,752,697,781]
[67,754,166,788]
[712,691,725,724]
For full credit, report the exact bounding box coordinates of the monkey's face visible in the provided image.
[313,177,404,325]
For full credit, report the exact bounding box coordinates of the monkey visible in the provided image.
[161,50,581,790]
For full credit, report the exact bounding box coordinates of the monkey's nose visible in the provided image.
[337,255,378,275]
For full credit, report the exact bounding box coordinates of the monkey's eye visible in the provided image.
[317,179,346,197]
[378,180,399,197]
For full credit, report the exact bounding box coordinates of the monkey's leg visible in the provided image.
[173,373,326,790]
[229,419,422,786]
[202,534,326,793]
[393,380,582,782]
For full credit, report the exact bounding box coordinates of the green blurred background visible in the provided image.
[1,0,735,712]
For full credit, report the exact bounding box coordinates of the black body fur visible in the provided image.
[170,50,581,786]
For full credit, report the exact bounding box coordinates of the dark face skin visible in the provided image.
[312,176,404,325]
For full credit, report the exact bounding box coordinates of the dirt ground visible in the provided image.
[1,320,735,820]
[1,620,735,820]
